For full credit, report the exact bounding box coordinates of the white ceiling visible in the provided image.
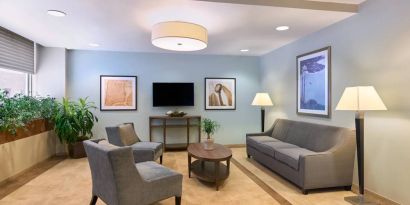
[0,0,363,56]
[308,0,366,3]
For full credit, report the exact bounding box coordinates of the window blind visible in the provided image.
[0,26,35,74]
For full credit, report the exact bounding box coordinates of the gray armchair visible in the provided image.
[83,140,182,205]
[106,123,163,164]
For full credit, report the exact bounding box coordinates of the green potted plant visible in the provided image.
[201,118,220,150]
[0,89,57,136]
[53,97,98,158]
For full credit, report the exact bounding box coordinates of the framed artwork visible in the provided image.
[296,46,331,118]
[205,78,236,110]
[100,75,137,111]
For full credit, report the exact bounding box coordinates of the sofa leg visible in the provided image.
[175,196,181,205]
[89,195,98,205]
[344,186,352,191]
[160,155,163,164]
[302,189,308,195]
[247,154,250,158]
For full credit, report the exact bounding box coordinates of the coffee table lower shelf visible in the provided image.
[190,160,229,190]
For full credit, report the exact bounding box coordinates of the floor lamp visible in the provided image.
[252,93,273,132]
[336,86,387,205]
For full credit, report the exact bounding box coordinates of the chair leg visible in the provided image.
[344,185,352,191]
[175,196,181,205]
[90,195,98,205]
[247,154,251,158]
[160,155,163,164]
[302,189,308,195]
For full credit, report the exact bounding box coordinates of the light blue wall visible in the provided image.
[260,0,410,204]
[67,50,260,144]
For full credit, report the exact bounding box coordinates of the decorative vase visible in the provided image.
[203,137,215,150]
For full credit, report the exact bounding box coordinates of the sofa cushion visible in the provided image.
[118,124,139,145]
[258,141,299,158]
[274,148,316,170]
[278,119,347,152]
[247,136,278,148]
[272,119,293,141]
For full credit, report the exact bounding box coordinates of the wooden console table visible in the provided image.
[149,115,201,151]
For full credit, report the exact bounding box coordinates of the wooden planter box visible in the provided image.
[0,119,53,145]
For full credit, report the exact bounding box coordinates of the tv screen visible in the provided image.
[153,83,194,106]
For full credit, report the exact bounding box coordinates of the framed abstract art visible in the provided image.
[205,78,236,110]
[100,75,137,111]
[296,47,331,118]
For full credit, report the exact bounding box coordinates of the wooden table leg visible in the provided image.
[227,158,231,177]
[215,161,220,191]
[188,154,192,178]
[163,119,167,152]
[187,118,190,148]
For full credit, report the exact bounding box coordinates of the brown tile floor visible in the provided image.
[0,149,279,205]
[2,147,393,205]
[231,148,357,205]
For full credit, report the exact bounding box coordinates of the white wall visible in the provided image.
[34,46,67,154]
[67,51,261,145]
[34,46,66,98]
[260,0,410,204]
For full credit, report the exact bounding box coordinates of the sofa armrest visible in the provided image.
[246,123,275,137]
[299,132,356,189]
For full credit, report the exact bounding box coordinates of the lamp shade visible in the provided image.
[252,93,273,106]
[151,21,208,51]
[336,86,387,111]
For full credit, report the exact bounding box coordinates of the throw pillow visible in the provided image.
[118,124,139,145]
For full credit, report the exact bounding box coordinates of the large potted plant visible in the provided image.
[53,97,98,158]
[201,118,220,150]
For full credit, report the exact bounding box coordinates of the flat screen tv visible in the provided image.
[153,83,194,106]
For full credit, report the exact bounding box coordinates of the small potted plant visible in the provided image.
[53,97,98,158]
[201,118,220,150]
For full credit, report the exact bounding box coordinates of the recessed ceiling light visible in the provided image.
[276,26,290,31]
[47,10,66,17]
[240,49,249,52]
[89,43,100,47]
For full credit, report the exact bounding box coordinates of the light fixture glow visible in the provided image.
[47,10,66,17]
[240,49,249,52]
[151,21,208,51]
[88,43,100,47]
[276,26,290,31]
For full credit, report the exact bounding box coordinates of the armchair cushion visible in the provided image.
[274,147,316,170]
[130,142,163,163]
[118,124,139,145]
[136,161,181,183]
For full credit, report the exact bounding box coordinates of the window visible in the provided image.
[0,67,30,96]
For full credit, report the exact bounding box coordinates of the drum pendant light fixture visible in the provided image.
[151,21,208,51]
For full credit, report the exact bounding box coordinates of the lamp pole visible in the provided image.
[261,107,265,132]
[355,111,365,196]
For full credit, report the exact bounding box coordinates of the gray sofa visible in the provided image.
[246,119,355,194]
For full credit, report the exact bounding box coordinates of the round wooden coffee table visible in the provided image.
[187,143,232,191]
